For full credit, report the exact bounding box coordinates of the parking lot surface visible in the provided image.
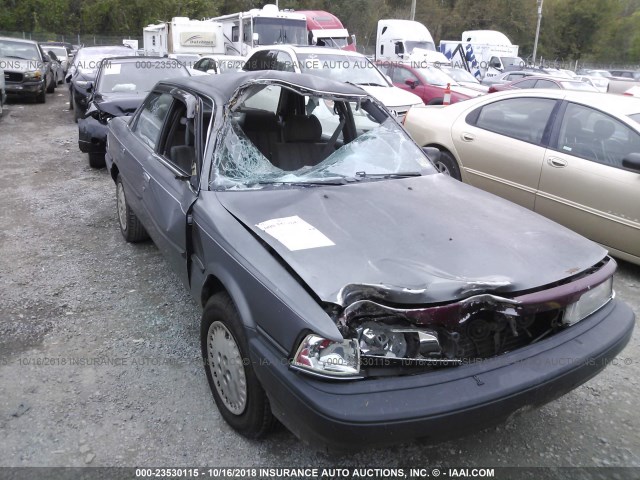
[0,92,639,468]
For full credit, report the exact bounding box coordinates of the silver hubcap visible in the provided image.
[435,161,451,176]
[116,182,127,232]
[207,321,247,415]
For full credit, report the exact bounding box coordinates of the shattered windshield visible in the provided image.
[210,84,435,190]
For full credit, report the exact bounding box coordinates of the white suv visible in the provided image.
[244,45,422,119]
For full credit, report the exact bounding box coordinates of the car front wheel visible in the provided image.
[46,75,55,93]
[116,175,148,242]
[88,152,105,169]
[432,150,462,180]
[201,293,275,439]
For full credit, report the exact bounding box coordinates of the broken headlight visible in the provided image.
[292,334,361,379]
[563,277,613,326]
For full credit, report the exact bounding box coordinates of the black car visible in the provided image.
[66,45,135,122]
[79,56,190,168]
[105,71,634,449]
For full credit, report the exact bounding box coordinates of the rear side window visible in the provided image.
[472,97,557,145]
[133,92,173,150]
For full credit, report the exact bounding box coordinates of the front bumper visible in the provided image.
[78,116,107,153]
[6,80,44,95]
[250,298,634,450]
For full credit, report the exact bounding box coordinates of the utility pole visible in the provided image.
[410,0,416,21]
[532,0,543,65]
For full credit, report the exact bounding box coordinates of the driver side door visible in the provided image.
[139,89,206,287]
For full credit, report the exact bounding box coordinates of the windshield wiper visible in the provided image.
[356,82,387,87]
[355,171,422,179]
[258,177,348,186]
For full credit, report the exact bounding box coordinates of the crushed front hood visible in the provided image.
[360,85,422,109]
[217,175,607,306]
[94,93,146,117]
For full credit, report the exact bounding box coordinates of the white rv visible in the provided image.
[207,4,307,56]
[143,17,225,57]
[439,30,524,80]
[375,19,450,65]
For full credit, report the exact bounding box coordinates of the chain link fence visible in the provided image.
[0,30,142,48]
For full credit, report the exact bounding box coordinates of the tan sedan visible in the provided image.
[403,90,640,265]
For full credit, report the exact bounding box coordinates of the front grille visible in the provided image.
[5,71,24,82]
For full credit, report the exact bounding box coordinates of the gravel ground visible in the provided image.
[0,91,638,471]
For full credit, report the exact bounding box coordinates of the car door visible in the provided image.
[536,101,640,260]
[139,88,207,287]
[451,96,558,209]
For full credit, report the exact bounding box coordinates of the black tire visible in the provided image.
[73,97,81,123]
[432,149,462,181]
[201,292,275,439]
[116,175,148,242]
[36,86,46,104]
[88,152,105,169]
[46,75,55,93]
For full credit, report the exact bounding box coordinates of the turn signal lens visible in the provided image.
[292,334,360,378]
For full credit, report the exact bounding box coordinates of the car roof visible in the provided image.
[102,56,172,63]
[77,45,134,53]
[472,89,640,116]
[0,36,39,45]
[159,70,369,103]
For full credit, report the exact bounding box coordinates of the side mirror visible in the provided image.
[349,34,357,47]
[42,54,51,62]
[86,81,94,93]
[622,153,640,172]
[422,147,441,165]
[405,79,418,89]
[252,32,260,46]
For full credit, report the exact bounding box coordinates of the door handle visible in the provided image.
[547,157,567,168]
[461,132,475,142]
[143,172,151,182]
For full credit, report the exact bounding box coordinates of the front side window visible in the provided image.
[473,98,557,144]
[534,79,560,89]
[391,66,418,85]
[211,84,434,190]
[514,79,537,88]
[133,92,173,150]
[555,102,640,167]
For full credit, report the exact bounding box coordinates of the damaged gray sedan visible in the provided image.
[105,71,634,449]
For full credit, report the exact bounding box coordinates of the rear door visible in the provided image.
[121,90,174,221]
[451,96,558,209]
[536,101,640,259]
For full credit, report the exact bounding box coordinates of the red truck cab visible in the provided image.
[296,10,356,51]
